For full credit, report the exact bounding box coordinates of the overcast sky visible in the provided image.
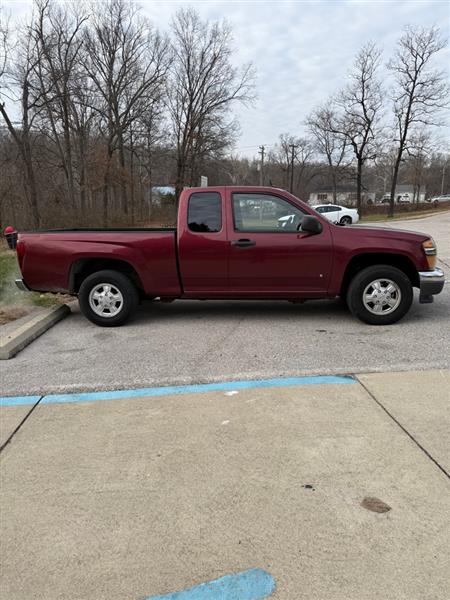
[3,0,450,157]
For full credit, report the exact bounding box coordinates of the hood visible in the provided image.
[346,224,431,243]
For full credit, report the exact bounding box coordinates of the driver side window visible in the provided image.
[232,193,306,232]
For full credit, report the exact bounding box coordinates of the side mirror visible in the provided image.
[301,215,323,235]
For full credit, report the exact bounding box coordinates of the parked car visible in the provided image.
[6,186,444,326]
[379,194,413,204]
[312,204,359,225]
[427,194,450,204]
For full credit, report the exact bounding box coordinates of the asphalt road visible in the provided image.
[1,212,449,396]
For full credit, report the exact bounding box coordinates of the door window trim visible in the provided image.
[231,192,307,233]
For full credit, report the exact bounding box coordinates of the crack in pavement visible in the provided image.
[356,377,450,481]
[0,396,44,454]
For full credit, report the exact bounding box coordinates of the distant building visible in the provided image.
[151,186,176,205]
[308,187,375,206]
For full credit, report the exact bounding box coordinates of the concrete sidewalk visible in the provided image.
[1,371,449,600]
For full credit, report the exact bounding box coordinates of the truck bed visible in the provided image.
[34,228,176,232]
[17,229,181,296]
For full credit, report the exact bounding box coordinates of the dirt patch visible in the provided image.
[0,306,32,325]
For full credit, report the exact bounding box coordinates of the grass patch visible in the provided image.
[0,252,18,284]
[31,293,61,308]
[361,207,450,223]
[0,252,22,306]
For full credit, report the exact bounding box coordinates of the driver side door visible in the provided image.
[227,191,333,296]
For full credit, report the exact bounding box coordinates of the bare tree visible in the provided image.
[387,26,449,217]
[85,0,170,223]
[335,43,383,213]
[269,134,315,197]
[404,130,436,203]
[0,6,8,81]
[306,103,348,202]
[169,8,255,201]
[31,0,89,212]
[0,17,44,228]
[131,95,167,222]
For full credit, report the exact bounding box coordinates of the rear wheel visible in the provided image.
[78,270,139,327]
[340,216,352,225]
[347,265,413,325]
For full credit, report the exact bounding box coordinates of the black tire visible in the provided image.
[346,265,413,325]
[340,216,352,226]
[78,269,139,327]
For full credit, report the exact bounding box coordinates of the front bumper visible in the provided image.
[15,278,30,292]
[418,268,445,303]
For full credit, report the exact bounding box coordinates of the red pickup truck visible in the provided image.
[7,186,444,326]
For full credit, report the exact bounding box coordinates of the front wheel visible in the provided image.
[347,265,413,325]
[78,270,139,327]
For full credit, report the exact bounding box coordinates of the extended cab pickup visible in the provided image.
[7,186,445,326]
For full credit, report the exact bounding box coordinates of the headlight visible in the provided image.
[422,239,437,269]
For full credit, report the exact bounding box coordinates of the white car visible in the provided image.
[312,204,359,225]
[428,194,450,204]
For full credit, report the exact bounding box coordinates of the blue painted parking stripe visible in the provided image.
[144,568,275,600]
[0,395,41,408]
[0,375,355,407]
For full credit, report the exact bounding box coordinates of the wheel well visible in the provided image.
[340,253,419,297]
[70,258,143,293]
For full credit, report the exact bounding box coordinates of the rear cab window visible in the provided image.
[188,192,222,233]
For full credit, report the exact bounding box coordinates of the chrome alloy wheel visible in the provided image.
[88,283,124,317]
[363,279,402,315]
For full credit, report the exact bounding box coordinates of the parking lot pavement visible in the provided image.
[1,212,449,397]
[0,398,40,449]
[358,369,450,474]
[1,372,449,600]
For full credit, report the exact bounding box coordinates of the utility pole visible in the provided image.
[289,144,297,193]
[258,145,265,186]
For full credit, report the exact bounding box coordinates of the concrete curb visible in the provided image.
[0,304,71,360]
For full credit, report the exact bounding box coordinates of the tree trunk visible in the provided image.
[78,136,87,219]
[23,156,40,228]
[102,151,113,227]
[389,154,403,218]
[356,157,363,216]
[117,130,128,216]
[331,164,337,203]
[175,155,186,205]
[21,127,40,229]
[130,145,135,226]
[102,178,108,227]
[63,125,76,210]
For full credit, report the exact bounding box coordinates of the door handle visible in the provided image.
[231,239,256,247]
